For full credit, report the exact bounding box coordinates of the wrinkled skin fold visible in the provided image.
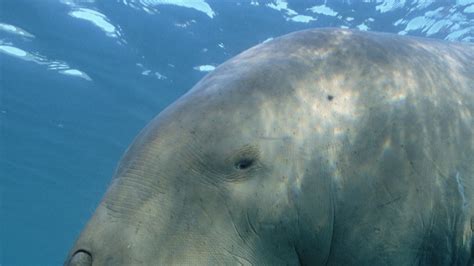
[66,28,474,265]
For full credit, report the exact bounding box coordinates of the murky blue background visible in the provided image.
[1,0,473,265]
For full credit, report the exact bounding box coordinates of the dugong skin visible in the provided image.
[67,28,474,265]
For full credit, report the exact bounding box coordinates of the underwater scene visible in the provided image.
[1,0,474,265]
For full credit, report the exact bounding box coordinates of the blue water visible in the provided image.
[1,0,473,265]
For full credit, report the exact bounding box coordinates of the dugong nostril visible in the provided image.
[68,250,92,266]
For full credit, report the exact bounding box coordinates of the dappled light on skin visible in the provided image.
[409,40,473,84]
[380,137,393,156]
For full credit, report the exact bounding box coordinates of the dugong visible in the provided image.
[66,28,474,265]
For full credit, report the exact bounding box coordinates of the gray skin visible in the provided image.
[66,28,474,265]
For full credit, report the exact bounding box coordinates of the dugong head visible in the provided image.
[66,29,348,265]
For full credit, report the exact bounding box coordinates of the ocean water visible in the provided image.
[1,0,473,265]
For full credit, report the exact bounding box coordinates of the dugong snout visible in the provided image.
[66,250,92,266]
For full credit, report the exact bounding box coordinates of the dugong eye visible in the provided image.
[234,158,254,170]
[229,144,260,172]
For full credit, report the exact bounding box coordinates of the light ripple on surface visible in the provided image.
[307,4,337,16]
[194,65,215,72]
[266,0,316,24]
[123,0,215,18]
[69,8,121,38]
[0,23,35,38]
[0,44,91,81]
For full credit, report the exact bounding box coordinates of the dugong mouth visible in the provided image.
[67,250,92,266]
